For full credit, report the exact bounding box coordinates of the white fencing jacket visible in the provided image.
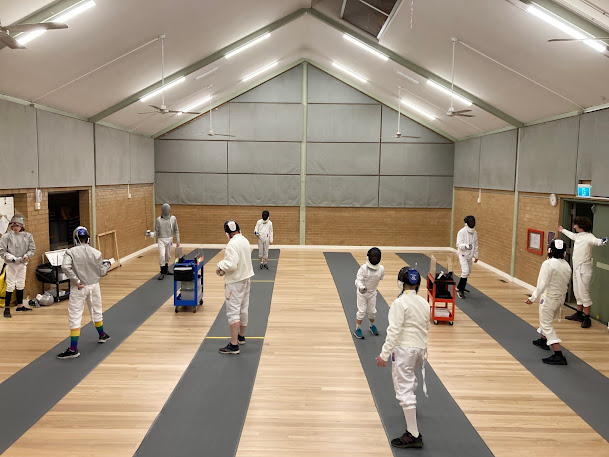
[217,233,255,285]
[254,219,273,243]
[529,258,572,303]
[62,244,109,286]
[355,263,385,294]
[561,229,606,267]
[0,231,36,262]
[379,290,430,361]
[456,225,478,260]
[155,215,180,244]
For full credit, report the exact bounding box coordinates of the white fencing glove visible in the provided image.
[602,237,608,245]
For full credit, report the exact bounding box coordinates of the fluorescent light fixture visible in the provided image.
[331,62,367,83]
[179,95,212,114]
[196,67,219,80]
[343,34,389,61]
[17,0,96,45]
[400,99,436,121]
[396,70,419,84]
[527,4,606,53]
[225,33,271,59]
[426,80,472,106]
[140,77,186,102]
[242,61,278,82]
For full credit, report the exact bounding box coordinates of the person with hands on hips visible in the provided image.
[456,215,478,299]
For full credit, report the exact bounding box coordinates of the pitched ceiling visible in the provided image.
[1,0,608,140]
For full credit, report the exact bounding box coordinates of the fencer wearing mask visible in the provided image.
[254,210,273,270]
[559,216,607,328]
[525,239,571,365]
[377,268,429,449]
[155,203,180,280]
[353,247,385,339]
[456,215,478,299]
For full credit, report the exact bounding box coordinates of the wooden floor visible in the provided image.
[1,247,608,456]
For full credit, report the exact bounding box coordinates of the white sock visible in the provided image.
[356,323,361,330]
[403,407,419,437]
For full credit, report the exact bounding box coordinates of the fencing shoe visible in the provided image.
[581,316,592,328]
[369,324,379,336]
[532,338,550,350]
[391,431,423,449]
[565,310,585,322]
[353,328,364,339]
[542,353,567,365]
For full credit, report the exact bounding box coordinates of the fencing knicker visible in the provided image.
[573,262,593,308]
[537,294,562,346]
[392,347,426,409]
[158,237,173,267]
[5,262,27,293]
[225,278,251,326]
[258,238,270,260]
[356,290,377,321]
[68,283,103,329]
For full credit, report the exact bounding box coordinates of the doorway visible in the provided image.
[48,191,81,250]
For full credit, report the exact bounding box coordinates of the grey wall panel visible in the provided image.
[578,109,609,183]
[0,100,38,189]
[591,157,609,197]
[381,106,452,144]
[228,174,300,206]
[130,134,154,184]
[307,104,381,142]
[229,103,303,141]
[380,143,454,176]
[228,142,300,174]
[155,140,227,173]
[307,143,379,175]
[479,130,517,191]
[379,176,453,208]
[37,110,94,188]
[233,65,302,103]
[307,65,378,104]
[155,172,227,205]
[95,125,130,185]
[453,138,480,188]
[161,105,230,141]
[306,176,378,207]
[518,117,579,194]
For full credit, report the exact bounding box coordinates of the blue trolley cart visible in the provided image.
[173,255,204,313]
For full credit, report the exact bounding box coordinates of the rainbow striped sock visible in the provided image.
[70,329,80,351]
[95,321,104,336]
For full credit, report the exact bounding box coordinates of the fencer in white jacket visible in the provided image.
[377,267,429,449]
[353,247,384,339]
[254,210,273,270]
[216,220,255,355]
[525,239,571,365]
[559,217,607,328]
[155,203,180,280]
[456,215,478,298]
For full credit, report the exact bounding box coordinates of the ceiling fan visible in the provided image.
[446,38,474,118]
[205,98,234,138]
[0,19,67,49]
[139,35,198,115]
[394,87,420,139]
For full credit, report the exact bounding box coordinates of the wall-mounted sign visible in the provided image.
[527,229,544,256]
[578,184,591,198]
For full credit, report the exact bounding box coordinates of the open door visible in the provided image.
[590,204,609,324]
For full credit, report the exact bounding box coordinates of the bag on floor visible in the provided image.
[0,264,17,308]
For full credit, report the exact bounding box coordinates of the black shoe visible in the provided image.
[264,264,269,269]
[98,333,111,343]
[532,338,550,350]
[15,306,32,312]
[581,317,591,328]
[219,343,240,355]
[542,353,567,365]
[565,311,585,322]
[3,308,11,318]
[456,290,465,299]
[391,431,423,449]
[158,273,165,280]
[238,335,246,345]
[57,348,80,359]
[259,264,263,269]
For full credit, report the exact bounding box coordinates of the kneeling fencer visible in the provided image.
[57,227,111,359]
[525,239,571,365]
[1,215,36,318]
[456,215,478,299]
[254,210,273,270]
[155,203,180,280]
[377,267,430,449]
[559,216,607,328]
[353,247,384,339]
[216,220,254,355]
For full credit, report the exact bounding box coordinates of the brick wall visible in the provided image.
[306,207,451,246]
[156,205,301,245]
[515,193,562,285]
[453,188,515,274]
[96,184,155,259]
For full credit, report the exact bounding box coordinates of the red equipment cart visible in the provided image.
[427,273,456,325]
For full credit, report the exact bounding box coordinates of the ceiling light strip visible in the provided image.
[331,62,367,83]
[426,80,472,106]
[400,99,436,121]
[225,33,271,59]
[180,95,212,114]
[140,77,186,102]
[343,34,389,60]
[242,61,279,82]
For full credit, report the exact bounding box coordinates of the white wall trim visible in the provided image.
[120,244,156,263]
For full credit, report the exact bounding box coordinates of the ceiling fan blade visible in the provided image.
[548,37,609,42]
[176,111,201,115]
[4,22,68,34]
[138,111,158,114]
[148,105,162,110]
[0,31,26,49]
[402,136,421,138]
[456,114,475,117]
[452,109,472,114]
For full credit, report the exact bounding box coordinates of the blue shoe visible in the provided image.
[369,324,379,336]
[353,328,364,339]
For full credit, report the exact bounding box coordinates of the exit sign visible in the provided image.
[578,184,591,198]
